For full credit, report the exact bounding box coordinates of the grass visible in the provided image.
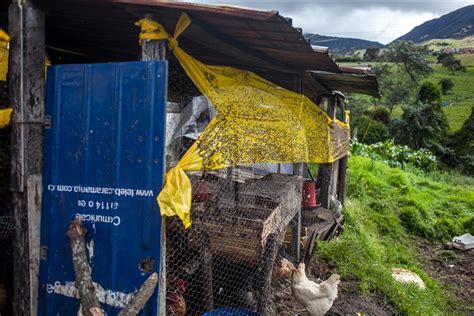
[443,98,474,131]
[429,55,474,132]
[316,156,474,314]
[424,36,474,51]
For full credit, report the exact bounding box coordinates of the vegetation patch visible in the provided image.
[317,156,474,314]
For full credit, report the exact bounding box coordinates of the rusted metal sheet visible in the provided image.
[28,0,340,74]
[311,71,381,98]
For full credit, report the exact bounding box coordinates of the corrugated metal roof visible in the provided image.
[30,0,340,74]
[311,70,381,98]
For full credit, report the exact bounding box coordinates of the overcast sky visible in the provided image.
[188,0,474,44]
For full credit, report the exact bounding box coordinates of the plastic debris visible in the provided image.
[391,268,426,289]
[452,233,474,251]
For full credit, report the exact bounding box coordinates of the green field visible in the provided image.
[430,54,474,131]
[424,36,474,51]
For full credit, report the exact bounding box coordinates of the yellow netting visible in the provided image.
[0,108,12,128]
[0,29,9,81]
[0,30,11,129]
[137,13,350,228]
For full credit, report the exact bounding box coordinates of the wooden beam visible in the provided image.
[292,74,303,262]
[336,97,348,206]
[9,1,45,315]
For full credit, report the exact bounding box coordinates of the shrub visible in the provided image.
[439,55,466,74]
[438,78,454,95]
[370,106,391,125]
[417,81,441,104]
[391,103,449,156]
[351,139,438,171]
[351,115,391,144]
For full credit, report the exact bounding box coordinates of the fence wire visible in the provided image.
[0,80,13,316]
[165,57,304,316]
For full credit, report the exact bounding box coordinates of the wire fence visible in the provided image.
[165,57,304,315]
[0,55,308,316]
[0,80,13,316]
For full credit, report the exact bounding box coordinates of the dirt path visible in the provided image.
[415,240,474,314]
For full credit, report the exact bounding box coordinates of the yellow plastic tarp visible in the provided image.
[0,29,9,81]
[137,13,350,228]
[0,108,12,128]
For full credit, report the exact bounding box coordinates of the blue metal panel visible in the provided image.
[39,61,167,315]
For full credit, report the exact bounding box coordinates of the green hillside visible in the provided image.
[318,156,474,314]
[424,36,474,52]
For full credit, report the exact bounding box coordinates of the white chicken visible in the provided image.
[292,263,340,316]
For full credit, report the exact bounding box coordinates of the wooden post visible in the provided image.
[140,18,168,316]
[292,74,303,262]
[337,97,348,206]
[292,74,304,178]
[9,1,45,315]
[318,95,336,209]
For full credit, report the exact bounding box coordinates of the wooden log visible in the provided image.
[8,2,45,315]
[66,219,102,316]
[118,273,159,316]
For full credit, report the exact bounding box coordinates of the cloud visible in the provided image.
[189,0,474,43]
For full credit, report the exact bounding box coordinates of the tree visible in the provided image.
[439,55,466,74]
[436,52,450,63]
[373,64,415,113]
[417,81,442,104]
[363,46,381,61]
[391,103,449,154]
[385,41,434,84]
[438,78,454,95]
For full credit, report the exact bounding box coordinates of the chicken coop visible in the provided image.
[0,1,380,315]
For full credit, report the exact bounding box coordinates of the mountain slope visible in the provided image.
[397,5,474,43]
[305,33,384,55]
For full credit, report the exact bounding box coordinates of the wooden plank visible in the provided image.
[140,26,168,316]
[8,2,45,315]
[141,40,166,61]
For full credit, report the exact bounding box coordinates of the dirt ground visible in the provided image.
[267,255,395,315]
[269,241,473,315]
[415,240,474,315]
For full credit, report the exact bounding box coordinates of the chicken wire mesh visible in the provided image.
[0,79,13,316]
[165,56,304,316]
